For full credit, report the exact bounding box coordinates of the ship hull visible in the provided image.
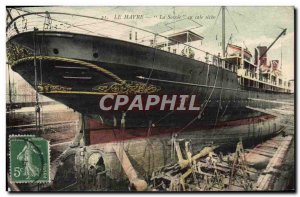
[7,31,294,188]
[8,31,293,136]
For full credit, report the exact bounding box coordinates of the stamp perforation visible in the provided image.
[9,135,51,184]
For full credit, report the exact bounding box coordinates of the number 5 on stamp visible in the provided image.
[9,135,50,183]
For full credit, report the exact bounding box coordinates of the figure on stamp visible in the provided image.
[17,141,40,179]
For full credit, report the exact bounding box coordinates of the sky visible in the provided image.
[9,6,294,80]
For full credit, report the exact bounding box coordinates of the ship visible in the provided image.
[6,7,294,190]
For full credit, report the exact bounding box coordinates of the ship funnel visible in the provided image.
[255,46,268,66]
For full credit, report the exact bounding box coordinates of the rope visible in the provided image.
[152,62,205,126]
[37,15,48,127]
[176,63,221,134]
[225,7,249,49]
[11,55,125,84]
[152,61,215,126]
[7,63,13,105]
[213,71,225,130]
[145,34,157,86]
[225,7,239,34]
[33,29,41,132]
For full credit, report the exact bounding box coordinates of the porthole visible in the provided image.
[53,48,59,54]
[93,52,99,58]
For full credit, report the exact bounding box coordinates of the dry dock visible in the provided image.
[6,102,294,191]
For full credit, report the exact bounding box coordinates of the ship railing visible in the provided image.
[244,70,258,80]
[7,10,227,69]
[242,68,292,91]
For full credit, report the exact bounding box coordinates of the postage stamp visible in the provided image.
[9,135,50,183]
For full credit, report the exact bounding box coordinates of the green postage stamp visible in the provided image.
[9,135,50,183]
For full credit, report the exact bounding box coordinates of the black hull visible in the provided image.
[8,31,293,130]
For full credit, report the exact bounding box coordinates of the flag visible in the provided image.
[270,60,281,76]
[271,60,279,70]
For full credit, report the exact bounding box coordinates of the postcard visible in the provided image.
[6,6,295,192]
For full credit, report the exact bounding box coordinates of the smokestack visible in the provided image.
[257,46,268,66]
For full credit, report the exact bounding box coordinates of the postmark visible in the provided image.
[9,135,50,183]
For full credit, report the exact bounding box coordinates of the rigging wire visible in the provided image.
[225,7,239,34]
[71,6,120,27]
[8,8,257,136]
[210,7,222,32]
[213,70,225,130]
[7,9,227,61]
[11,8,109,38]
[225,7,249,49]
[176,62,221,135]
[7,63,13,107]
[147,9,209,126]
[37,12,50,125]
[9,9,245,130]
[280,38,283,70]
[33,28,41,132]
[145,34,157,86]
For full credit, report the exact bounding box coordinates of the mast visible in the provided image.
[280,40,283,70]
[222,6,226,57]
